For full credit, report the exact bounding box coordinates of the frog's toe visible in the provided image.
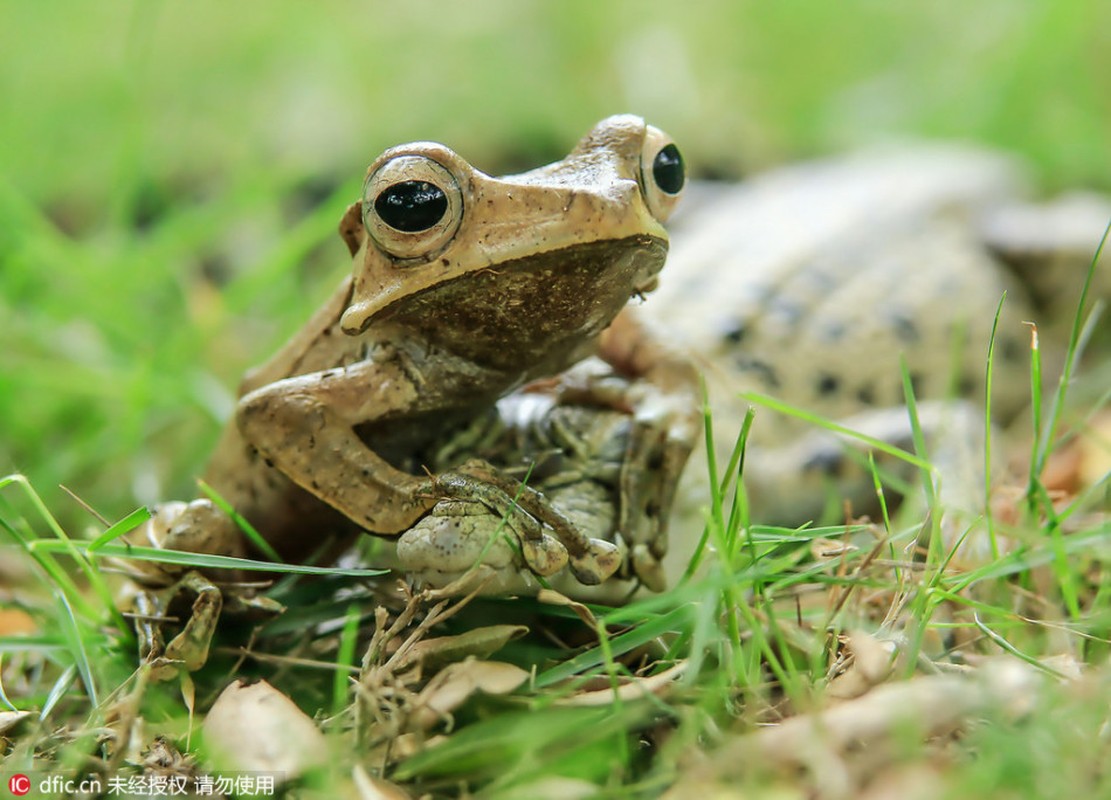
[519,535,569,577]
[397,505,519,575]
[568,538,622,585]
[630,544,667,593]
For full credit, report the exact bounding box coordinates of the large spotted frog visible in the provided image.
[125,116,700,671]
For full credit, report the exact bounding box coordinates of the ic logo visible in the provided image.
[7,774,30,796]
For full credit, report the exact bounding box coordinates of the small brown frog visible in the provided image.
[123,116,699,673]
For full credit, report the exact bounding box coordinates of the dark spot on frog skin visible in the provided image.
[1000,336,1024,362]
[769,297,802,326]
[821,321,847,342]
[856,383,876,405]
[803,449,844,475]
[816,374,840,397]
[720,319,747,345]
[732,357,780,389]
[889,313,920,344]
[957,373,977,395]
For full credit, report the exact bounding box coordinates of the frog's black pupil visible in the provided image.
[374,180,448,232]
[652,143,685,195]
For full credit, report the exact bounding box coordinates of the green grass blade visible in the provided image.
[332,603,362,716]
[1031,217,1110,483]
[534,605,689,689]
[29,539,387,576]
[39,665,78,721]
[87,505,152,551]
[982,294,1007,560]
[741,393,933,471]
[54,592,97,709]
[197,478,283,563]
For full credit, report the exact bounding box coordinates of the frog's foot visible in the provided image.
[434,459,621,585]
[396,499,539,593]
[619,408,697,592]
[121,499,257,678]
[133,571,223,682]
[547,367,698,590]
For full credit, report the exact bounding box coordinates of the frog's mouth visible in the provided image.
[366,235,667,373]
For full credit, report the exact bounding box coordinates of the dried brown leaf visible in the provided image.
[537,588,599,628]
[398,625,529,672]
[202,680,328,780]
[811,537,858,560]
[827,631,895,700]
[352,764,413,800]
[706,660,1039,778]
[412,659,528,729]
[1079,409,1111,488]
[0,609,36,636]
[553,661,687,706]
[0,710,33,736]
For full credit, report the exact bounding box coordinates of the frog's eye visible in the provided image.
[639,126,685,222]
[362,155,464,260]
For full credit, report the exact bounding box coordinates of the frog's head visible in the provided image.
[337,115,684,372]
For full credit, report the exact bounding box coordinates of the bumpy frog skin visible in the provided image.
[124,116,699,671]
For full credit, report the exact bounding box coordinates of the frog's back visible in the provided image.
[646,143,1040,445]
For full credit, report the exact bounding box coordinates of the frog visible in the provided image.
[120,115,700,675]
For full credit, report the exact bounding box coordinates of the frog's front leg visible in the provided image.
[236,355,618,584]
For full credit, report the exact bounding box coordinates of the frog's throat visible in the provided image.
[340,235,668,339]
[344,234,666,371]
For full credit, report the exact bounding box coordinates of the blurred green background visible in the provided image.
[2,0,1109,528]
